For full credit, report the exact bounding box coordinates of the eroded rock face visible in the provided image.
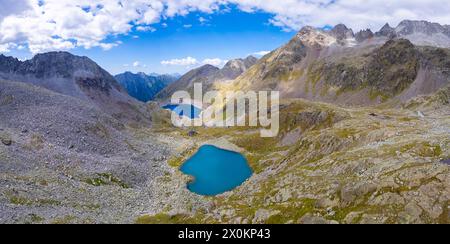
[0,52,122,94]
[396,20,449,37]
[355,29,374,42]
[395,20,450,48]
[220,56,258,79]
[375,23,397,38]
[330,24,355,42]
[367,39,420,97]
[314,39,423,97]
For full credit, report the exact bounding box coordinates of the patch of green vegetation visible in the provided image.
[168,146,198,168]
[85,122,110,139]
[280,69,304,82]
[0,148,7,162]
[84,173,129,189]
[383,141,443,158]
[136,213,205,224]
[369,89,390,102]
[0,94,14,106]
[320,85,330,97]
[9,196,61,206]
[124,139,139,152]
[306,66,323,96]
[10,196,32,206]
[37,199,61,206]
[51,215,76,224]
[246,154,265,174]
[150,108,174,131]
[398,117,417,122]
[72,203,101,211]
[23,134,44,150]
[232,133,278,154]
[265,198,317,224]
[438,201,449,224]
[335,128,358,138]
[29,214,45,223]
[332,190,387,223]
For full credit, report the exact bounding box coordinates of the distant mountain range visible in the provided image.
[115,72,179,102]
[156,56,258,101]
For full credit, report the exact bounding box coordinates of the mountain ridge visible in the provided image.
[0,51,151,124]
[217,20,450,107]
[155,56,258,102]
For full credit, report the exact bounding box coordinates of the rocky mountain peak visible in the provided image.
[196,64,220,73]
[375,23,397,38]
[0,51,123,97]
[296,26,337,47]
[244,56,258,66]
[297,26,317,36]
[330,24,355,40]
[355,29,374,42]
[295,24,359,47]
[0,54,22,73]
[394,20,450,48]
[396,20,447,36]
[221,56,258,79]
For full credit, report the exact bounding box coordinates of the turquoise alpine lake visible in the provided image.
[163,104,202,119]
[180,145,253,196]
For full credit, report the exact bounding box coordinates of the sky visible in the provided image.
[1,0,450,75]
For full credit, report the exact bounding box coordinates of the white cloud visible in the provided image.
[161,57,198,66]
[1,0,450,54]
[202,58,227,67]
[183,24,193,28]
[252,50,270,56]
[136,26,156,32]
[230,0,450,32]
[199,17,208,24]
[132,61,147,68]
[0,0,30,22]
[0,43,14,53]
[99,41,122,51]
[161,57,227,67]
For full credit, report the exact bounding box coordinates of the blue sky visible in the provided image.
[2,1,450,75]
[5,6,295,75]
[80,8,294,75]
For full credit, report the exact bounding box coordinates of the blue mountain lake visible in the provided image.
[163,104,202,119]
[180,145,253,196]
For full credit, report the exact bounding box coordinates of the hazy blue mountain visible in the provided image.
[115,72,178,102]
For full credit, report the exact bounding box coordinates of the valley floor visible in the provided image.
[139,96,450,224]
[0,85,449,223]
